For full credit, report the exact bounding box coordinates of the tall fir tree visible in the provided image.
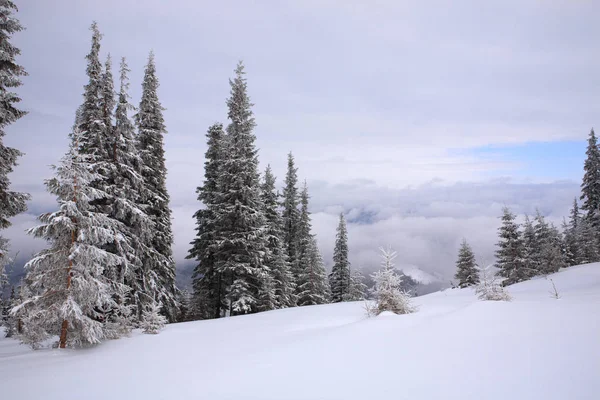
[562,218,577,267]
[188,123,227,319]
[295,181,312,292]
[76,22,104,158]
[2,285,17,337]
[297,236,329,306]
[539,223,565,274]
[531,210,551,276]
[212,62,271,315]
[580,128,600,228]
[494,207,527,285]
[454,239,480,288]
[578,217,600,264]
[295,183,328,306]
[521,215,540,277]
[103,57,156,328]
[261,165,296,308]
[565,199,584,266]
[329,213,351,302]
[532,211,565,275]
[0,0,29,271]
[135,52,178,322]
[19,130,126,348]
[344,268,368,301]
[100,54,116,158]
[281,152,300,280]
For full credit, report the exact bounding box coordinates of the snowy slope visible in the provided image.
[1,263,599,400]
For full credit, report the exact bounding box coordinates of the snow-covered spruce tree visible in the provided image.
[532,210,551,274]
[329,213,351,302]
[561,218,576,267]
[295,184,329,306]
[532,212,566,275]
[494,207,527,285]
[521,215,540,277]
[101,57,157,330]
[564,198,583,266]
[281,152,301,280]
[568,198,600,265]
[370,247,415,316]
[188,123,227,319]
[100,54,116,158]
[19,130,126,348]
[67,27,133,330]
[261,165,296,308]
[476,263,511,301]
[141,300,167,334]
[3,285,17,337]
[135,52,178,322]
[344,268,368,301]
[453,239,480,288]
[175,289,192,322]
[580,128,600,229]
[543,224,566,274]
[579,217,600,264]
[0,0,29,272]
[76,22,105,158]
[295,181,313,293]
[297,236,329,306]
[212,62,271,315]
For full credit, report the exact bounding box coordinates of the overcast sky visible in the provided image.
[4,0,599,283]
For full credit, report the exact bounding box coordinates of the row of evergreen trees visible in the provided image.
[0,7,371,347]
[184,62,368,321]
[0,17,179,347]
[454,129,600,288]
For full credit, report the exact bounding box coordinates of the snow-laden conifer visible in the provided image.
[329,213,351,302]
[454,239,480,288]
[18,130,126,348]
[2,285,17,337]
[564,199,582,266]
[188,123,227,319]
[370,247,415,315]
[103,57,156,328]
[212,62,270,315]
[100,54,116,158]
[175,289,192,322]
[579,218,600,264]
[521,215,540,277]
[580,128,600,228]
[494,207,527,285]
[261,165,296,308]
[566,198,599,265]
[537,223,565,274]
[344,268,368,301]
[0,0,29,269]
[135,52,178,322]
[141,300,167,334]
[476,264,511,301]
[76,22,104,158]
[532,212,566,275]
[297,235,329,306]
[282,152,300,279]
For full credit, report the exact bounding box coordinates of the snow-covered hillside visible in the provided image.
[1,264,599,400]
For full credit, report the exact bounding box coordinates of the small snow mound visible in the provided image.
[376,311,397,317]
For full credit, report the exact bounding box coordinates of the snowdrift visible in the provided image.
[1,263,599,400]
